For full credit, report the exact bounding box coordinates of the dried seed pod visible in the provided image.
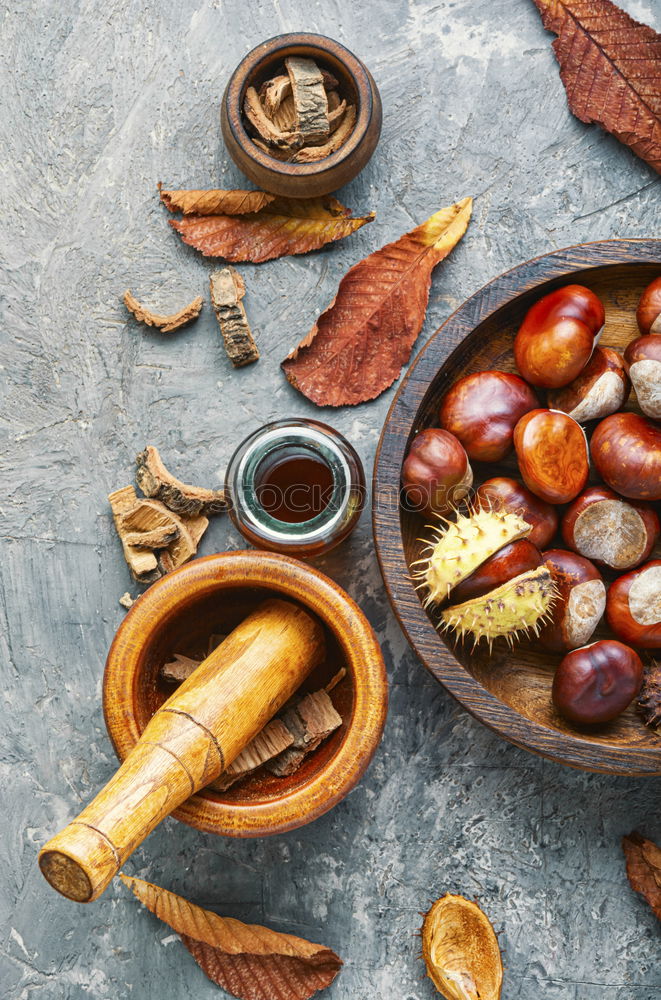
[624,335,661,419]
[561,486,659,571]
[638,660,661,730]
[421,894,503,1000]
[606,560,661,649]
[637,276,661,336]
[414,507,531,605]
[441,565,557,649]
[539,549,606,652]
[451,539,543,604]
[547,347,630,423]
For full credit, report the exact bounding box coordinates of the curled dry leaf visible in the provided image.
[120,874,342,1000]
[123,290,203,333]
[623,831,661,920]
[158,186,276,215]
[282,198,472,406]
[168,195,374,263]
[136,445,227,516]
[532,0,661,174]
[421,894,503,1000]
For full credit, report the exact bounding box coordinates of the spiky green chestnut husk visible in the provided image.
[414,507,531,605]
[440,565,557,648]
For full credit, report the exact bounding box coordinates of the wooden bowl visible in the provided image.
[220,33,382,197]
[104,551,388,836]
[373,239,661,776]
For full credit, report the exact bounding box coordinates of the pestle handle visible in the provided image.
[39,598,324,903]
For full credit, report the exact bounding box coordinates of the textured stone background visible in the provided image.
[1,0,661,996]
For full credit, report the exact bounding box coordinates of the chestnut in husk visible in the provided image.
[539,548,606,652]
[637,276,661,336]
[552,640,644,724]
[590,412,661,502]
[402,428,473,515]
[562,486,659,571]
[514,284,605,388]
[475,477,558,549]
[451,539,543,604]
[438,370,538,462]
[547,347,629,423]
[623,335,661,420]
[513,409,589,504]
[606,560,661,649]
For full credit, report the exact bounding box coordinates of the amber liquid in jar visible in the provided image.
[255,451,334,524]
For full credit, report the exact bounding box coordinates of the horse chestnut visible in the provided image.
[590,412,661,501]
[562,486,659,571]
[552,640,644,724]
[513,409,589,504]
[514,284,605,388]
[637,276,661,336]
[539,549,606,652]
[438,370,538,462]
[547,347,629,423]
[475,477,558,549]
[402,428,473,515]
[623,335,661,420]
[606,560,661,649]
[451,539,543,604]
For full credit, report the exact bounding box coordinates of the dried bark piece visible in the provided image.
[170,196,374,263]
[623,831,661,920]
[244,86,302,148]
[157,512,208,574]
[285,56,329,142]
[159,186,275,216]
[532,0,661,175]
[261,74,292,116]
[119,592,134,609]
[136,445,227,516]
[161,653,202,684]
[269,94,298,136]
[120,874,342,1000]
[294,105,356,161]
[421,894,503,1000]
[282,197,473,406]
[118,497,181,548]
[209,719,295,791]
[638,659,661,729]
[267,690,342,777]
[123,290,203,333]
[108,487,161,583]
[209,267,260,367]
[253,137,297,162]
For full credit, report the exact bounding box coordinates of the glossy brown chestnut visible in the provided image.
[547,347,629,423]
[606,560,661,649]
[514,284,605,389]
[451,539,543,604]
[590,412,661,502]
[539,549,606,652]
[637,276,661,336]
[552,640,644,724]
[438,370,538,462]
[562,486,659,571]
[402,428,473,515]
[474,477,559,549]
[624,335,661,420]
[513,409,589,505]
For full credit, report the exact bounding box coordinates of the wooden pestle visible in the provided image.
[39,598,324,903]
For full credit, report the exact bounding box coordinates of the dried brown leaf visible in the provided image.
[120,874,342,1000]
[282,198,472,406]
[169,196,374,263]
[623,831,661,920]
[159,186,276,215]
[532,0,661,174]
[123,290,203,333]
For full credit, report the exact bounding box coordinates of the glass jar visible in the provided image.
[225,419,365,557]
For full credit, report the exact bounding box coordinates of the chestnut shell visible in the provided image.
[451,539,543,604]
[552,640,644,724]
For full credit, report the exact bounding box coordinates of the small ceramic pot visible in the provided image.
[104,551,388,837]
[221,32,382,197]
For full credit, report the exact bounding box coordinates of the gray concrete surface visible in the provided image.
[2,0,660,996]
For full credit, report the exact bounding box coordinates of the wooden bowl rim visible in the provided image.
[373,237,661,776]
[222,32,377,178]
[104,550,388,836]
